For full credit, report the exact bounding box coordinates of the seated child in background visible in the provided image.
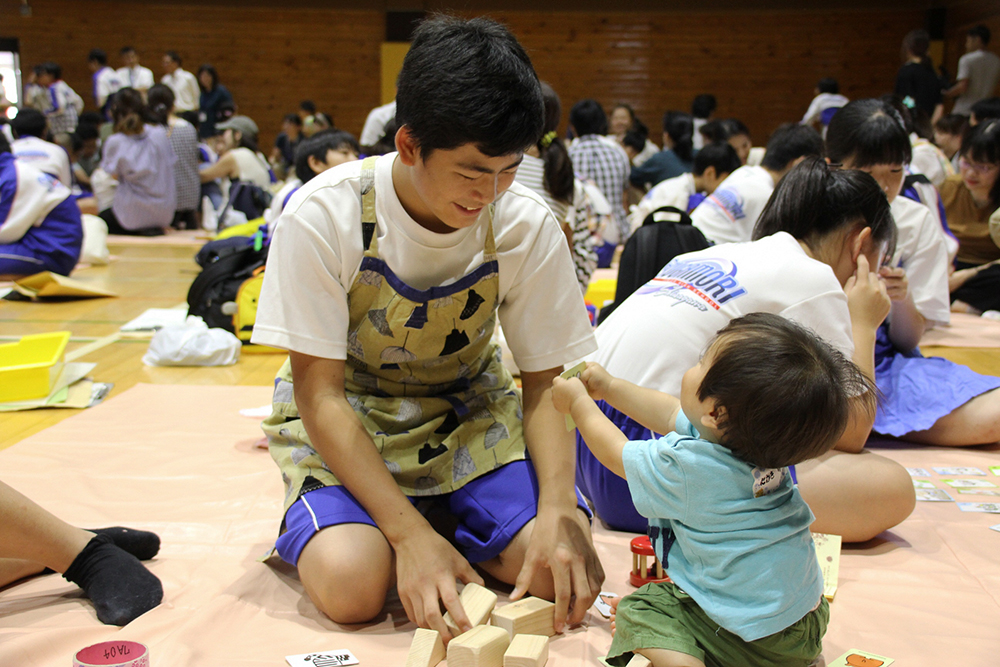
[627,142,741,234]
[800,77,849,136]
[553,312,876,667]
[264,129,360,227]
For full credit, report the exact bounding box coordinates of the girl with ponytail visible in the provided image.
[98,87,177,235]
[580,157,916,543]
[513,82,598,292]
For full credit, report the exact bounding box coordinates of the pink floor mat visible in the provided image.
[1,384,998,666]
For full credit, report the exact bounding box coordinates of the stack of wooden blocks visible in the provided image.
[405,583,555,667]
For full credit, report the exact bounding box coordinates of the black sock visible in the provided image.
[86,527,161,561]
[41,526,160,576]
[62,534,163,626]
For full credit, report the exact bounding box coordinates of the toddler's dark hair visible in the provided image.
[294,129,360,183]
[698,312,876,468]
[395,15,543,159]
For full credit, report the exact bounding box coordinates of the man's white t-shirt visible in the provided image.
[690,166,775,245]
[161,68,200,112]
[94,67,122,108]
[954,49,1000,116]
[11,136,72,187]
[252,153,597,372]
[589,232,854,395]
[889,196,951,328]
[627,172,695,235]
[359,100,397,147]
[117,66,155,92]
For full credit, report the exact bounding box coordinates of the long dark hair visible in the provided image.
[662,111,694,163]
[826,99,912,168]
[110,88,146,135]
[197,64,219,92]
[753,157,896,258]
[537,82,574,205]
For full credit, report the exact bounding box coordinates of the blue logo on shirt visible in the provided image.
[636,257,748,311]
[707,187,745,222]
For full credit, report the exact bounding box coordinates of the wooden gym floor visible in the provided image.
[1,240,998,451]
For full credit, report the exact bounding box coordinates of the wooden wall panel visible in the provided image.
[0,1,947,150]
[2,1,383,148]
[488,10,925,143]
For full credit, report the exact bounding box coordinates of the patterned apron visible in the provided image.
[265,157,525,512]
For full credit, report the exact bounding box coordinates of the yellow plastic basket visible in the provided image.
[0,331,71,403]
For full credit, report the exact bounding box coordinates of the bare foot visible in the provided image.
[609,595,620,636]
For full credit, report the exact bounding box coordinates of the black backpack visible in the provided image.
[597,206,710,324]
[186,236,268,340]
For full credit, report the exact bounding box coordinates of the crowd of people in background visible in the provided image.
[0,23,998,321]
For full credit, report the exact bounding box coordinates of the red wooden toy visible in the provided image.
[629,535,671,587]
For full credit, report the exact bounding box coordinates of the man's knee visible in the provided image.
[297,525,393,624]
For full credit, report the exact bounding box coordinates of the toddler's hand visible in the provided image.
[551,376,589,415]
[878,265,909,302]
[845,254,890,330]
[580,362,614,401]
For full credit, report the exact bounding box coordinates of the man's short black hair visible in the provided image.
[75,123,100,141]
[299,100,316,114]
[817,77,839,95]
[935,113,968,136]
[761,123,823,171]
[969,24,991,46]
[283,113,303,126]
[294,129,360,183]
[699,312,876,469]
[40,62,62,79]
[396,15,543,158]
[165,51,182,65]
[693,142,741,177]
[88,49,108,65]
[11,108,47,139]
[622,129,646,153]
[569,99,608,137]
[691,94,717,120]
[971,97,1000,124]
[79,111,103,127]
[120,46,136,56]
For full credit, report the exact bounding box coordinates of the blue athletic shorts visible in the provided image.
[275,459,590,567]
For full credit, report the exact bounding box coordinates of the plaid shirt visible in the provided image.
[569,135,631,243]
[46,81,82,135]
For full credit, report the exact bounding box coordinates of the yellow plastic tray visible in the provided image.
[0,331,71,403]
[585,278,617,309]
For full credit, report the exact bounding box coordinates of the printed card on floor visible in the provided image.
[561,361,587,431]
[285,650,359,667]
[906,467,932,477]
[812,532,841,600]
[941,478,997,489]
[828,649,894,667]
[991,524,1000,533]
[991,466,1000,477]
[916,488,954,502]
[959,489,1000,496]
[912,479,936,489]
[933,467,986,476]
[957,502,1000,513]
[593,591,619,618]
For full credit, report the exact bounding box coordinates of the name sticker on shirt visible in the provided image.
[752,467,784,498]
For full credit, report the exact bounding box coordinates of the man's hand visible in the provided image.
[392,523,485,641]
[509,506,605,632]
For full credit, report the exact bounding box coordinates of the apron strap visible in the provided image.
[360,155,378,251]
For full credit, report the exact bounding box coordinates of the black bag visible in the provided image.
[597,206,710,324]
[218,180,273,228]
[186,238,268,337]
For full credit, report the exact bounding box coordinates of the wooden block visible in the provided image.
[447,625,511,667]
[626,655,652,667]
[490,597,556,638]
[405,627,445,667]
[503,634,549,667]
[444,582,498,637]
